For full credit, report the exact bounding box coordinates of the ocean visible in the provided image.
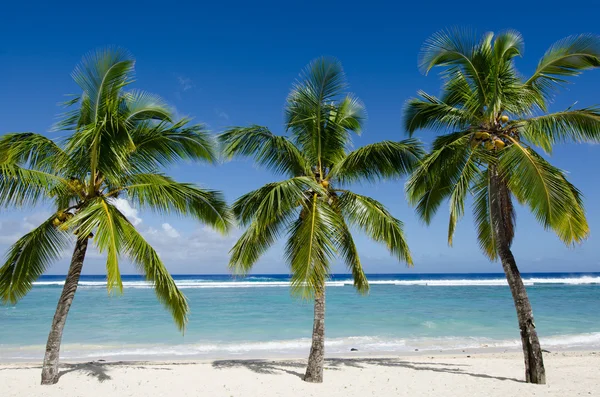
[1,273,599,362]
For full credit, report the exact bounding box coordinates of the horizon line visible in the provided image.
[41,271,600,276]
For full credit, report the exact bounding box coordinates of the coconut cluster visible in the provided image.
[471,131,506,151]
[470,115,510,151]
[68,178,86,196]
[52,211,73,230]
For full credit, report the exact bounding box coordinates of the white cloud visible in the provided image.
[23,212,52,231]
[161,223,180,238]
[177,76,194,92]
[214,108,230,120]
[111,198,142,226]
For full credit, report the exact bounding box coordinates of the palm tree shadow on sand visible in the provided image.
[212,358,523,383]
[55,361,173,383]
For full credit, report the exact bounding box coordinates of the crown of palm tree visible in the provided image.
[404,29,600,258]
[220,58,423,295]
[0,48,233,330]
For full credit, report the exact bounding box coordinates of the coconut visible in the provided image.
[475,132,490,140]
[321,180,329,188]
[494,139,506,149]
[52,218,62,227]
[500,115,509,123]
[485,141,495,151]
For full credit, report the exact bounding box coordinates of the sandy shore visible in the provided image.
[1,351,599,396]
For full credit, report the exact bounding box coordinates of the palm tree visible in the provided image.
[0,48,232,385]
[404,30,600,384]
[220,58,423,383]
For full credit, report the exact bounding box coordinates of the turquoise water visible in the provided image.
[1,273,600,361]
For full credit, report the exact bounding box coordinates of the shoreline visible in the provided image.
[1,346,597,366]
[1,350,598,396]
[2,338,599,364]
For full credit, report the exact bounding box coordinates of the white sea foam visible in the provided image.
[32,276,600,289]
[4,333,600,361]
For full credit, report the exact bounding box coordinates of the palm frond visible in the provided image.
[526,34,600,97]
[500,140,589,244]
[0,133,69,174]
[403,93,473,135]
[471,169,497,260]
[520,107,600,150]
[405,132,472,224]
[337,191,412,265]
[118,210,189,331]
[419,28,489,104]
[71,47,135,123]
[285,194,339,297]
[229,213,293,274]
[285,57,356,169]
[0,216,71,303]
[319,95,366,166]
[0,165,67,208]
[492,30,524,62]
[331,139,424,184]
[447,149,481,246]
[219,126,309,176]
[119,174,233,234]
[334,217,369,293]
[552,175,589,245]
[130,119,217,170]
[123,90,174,124]
[232,177,320,226]
[66,198,123,293]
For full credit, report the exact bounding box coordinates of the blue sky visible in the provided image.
[1,0,599,275]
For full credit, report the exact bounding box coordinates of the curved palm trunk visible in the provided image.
[41,238,89,385]
[304,287,325,383]
[490,169,546,384]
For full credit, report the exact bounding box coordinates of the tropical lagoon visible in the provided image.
[1,1,600,395]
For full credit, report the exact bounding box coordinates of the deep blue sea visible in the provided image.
[1,273,600,361]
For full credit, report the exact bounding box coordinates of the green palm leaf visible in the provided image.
[0,164,68,208]
[526,34,600,98]
[331,139,424,184]
[130,119,217,170]
[0,216,71,303]
[219,126,309,176]
[499,140,588,244]
[520,108,600,150]
[233,177,321,226]
[0,133,69,173]
[285,194,339,297]
[334,217,369,293]
[116,209,189,331]
[118,174,232,234]
[471,169,497,259]
[285,57,358,169]
[337,191,412,265]
[404,93,473,134]
[405,132,471,224]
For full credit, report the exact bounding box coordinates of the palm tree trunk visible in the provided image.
[304,287,325,383]
[490,169,546,384]
[40,238,89,385]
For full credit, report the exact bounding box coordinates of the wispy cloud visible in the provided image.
[177,76,195,92]
[214,108,230,120]
[161,223,181,238]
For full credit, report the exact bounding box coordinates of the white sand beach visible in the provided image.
[1,351,598,396]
